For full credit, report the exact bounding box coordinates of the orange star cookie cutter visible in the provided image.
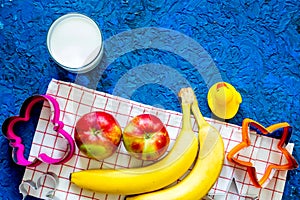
[227,118,298,188]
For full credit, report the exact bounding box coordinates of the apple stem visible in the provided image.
[92,128,102,136]
[145,133,151,139]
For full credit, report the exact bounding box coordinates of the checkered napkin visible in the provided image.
[22,79,294,200]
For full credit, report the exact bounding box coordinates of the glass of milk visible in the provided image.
[47,13,103,73]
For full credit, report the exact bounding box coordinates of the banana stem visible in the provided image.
[181,103,192,132]
[191,100,209,127]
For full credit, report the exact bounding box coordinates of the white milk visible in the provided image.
[47,13,103,73]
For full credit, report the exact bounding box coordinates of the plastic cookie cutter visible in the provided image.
[227,118,298,188]
[205,177,258,200]
[19,172,59,200]
[2,95,75,167]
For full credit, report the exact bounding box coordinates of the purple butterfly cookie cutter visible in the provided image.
[2,95,75,167]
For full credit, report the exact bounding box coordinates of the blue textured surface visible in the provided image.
[0,0,299,199]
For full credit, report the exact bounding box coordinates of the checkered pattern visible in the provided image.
[22,79,294,200]
[208,124,294,200]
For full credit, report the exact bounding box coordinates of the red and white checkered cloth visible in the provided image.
[22,79,294,200]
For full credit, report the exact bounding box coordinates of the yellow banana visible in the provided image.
[126,88,225,200]
[70,92,198,195]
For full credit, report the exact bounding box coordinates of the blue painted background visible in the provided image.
[0,0,299,199]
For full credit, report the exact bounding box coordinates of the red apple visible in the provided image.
[122,114,170,161]
[75,111,122,160]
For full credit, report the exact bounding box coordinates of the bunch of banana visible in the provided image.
[126,88,225,200]
[70,88,225,199]
[70,89,199,195]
